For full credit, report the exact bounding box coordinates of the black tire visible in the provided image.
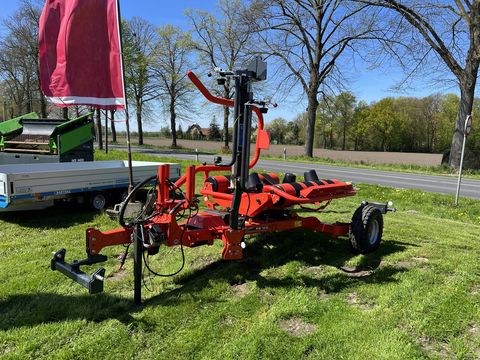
[349,205,383,254]
[90,192,107,211]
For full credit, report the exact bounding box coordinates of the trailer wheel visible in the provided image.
[90,192,107,211]
[349,205,383,254]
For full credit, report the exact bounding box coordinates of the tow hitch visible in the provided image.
[51,249,107,294]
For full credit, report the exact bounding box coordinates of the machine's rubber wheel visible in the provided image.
[349,205,383,254]
[90,192,107,211]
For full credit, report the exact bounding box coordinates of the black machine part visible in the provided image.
[304,169,320,183]
[361,200,396,214]
[283,173,297,183]
[221,56,268,230]
[51,248,107,294]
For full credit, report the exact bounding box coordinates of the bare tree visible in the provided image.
[358,0,480,168]
[187,0,252,149]
[248,0,376,157]
[123,17,160,145]
[153,25,195,147]
[0,0,47,118]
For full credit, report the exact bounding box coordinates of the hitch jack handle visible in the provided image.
[51,248,107,294]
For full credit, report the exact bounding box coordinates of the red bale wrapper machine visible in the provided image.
[52,57,394,304]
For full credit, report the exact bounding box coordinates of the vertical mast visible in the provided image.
[116,0,134,190]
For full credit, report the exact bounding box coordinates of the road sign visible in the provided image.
[456,114,473,206]
[465,115,472,136]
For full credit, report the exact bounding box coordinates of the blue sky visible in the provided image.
[0,0,450,128]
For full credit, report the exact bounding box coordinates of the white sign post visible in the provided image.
[455,115,473,206]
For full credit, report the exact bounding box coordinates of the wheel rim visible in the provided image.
[93,194,106,210]
[367,219,379,245]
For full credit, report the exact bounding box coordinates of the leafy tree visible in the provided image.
[288,112,307,145]
[208,115,222,141]
[159,126,171,138]
[315,98,336,149]
[177,124,184,140]
[334,92,356,150]
[351,100,370,150]
[284,120,301,145]
[367,98,404,151]
[266,117,288,144]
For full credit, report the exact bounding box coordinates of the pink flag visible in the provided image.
[39,0,125,110]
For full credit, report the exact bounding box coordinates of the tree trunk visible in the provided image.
[104,109,108,153]
[170,99,177,147]
[223,106,230,149]
[448,75,477,168]
[342,123,346,150]
[110,110,117,143]
[304,94,318,157]
[136,100,143,146]
[36,59,47,118]
[39,95,47,118]
[96,108,103,150]
[25,80,31,113]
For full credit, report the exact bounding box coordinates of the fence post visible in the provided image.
[195,148,199,162]
[283,147,287,160]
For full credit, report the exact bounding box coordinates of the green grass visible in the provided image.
[110,140,214,154]
[1,151,480,359]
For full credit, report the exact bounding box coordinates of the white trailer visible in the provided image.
[0,160,180,212]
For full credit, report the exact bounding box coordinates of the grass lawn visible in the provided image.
[0,151,479,359]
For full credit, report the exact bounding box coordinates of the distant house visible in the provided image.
[186,124,210,140]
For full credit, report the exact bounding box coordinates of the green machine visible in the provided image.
[0,112,94,165]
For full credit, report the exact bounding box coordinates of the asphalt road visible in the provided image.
[110,145,480,200]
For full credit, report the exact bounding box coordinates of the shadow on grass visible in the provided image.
[0,230,411,330]
[146,230,410,307]
[0,204,98,229]
[0,292,135,331]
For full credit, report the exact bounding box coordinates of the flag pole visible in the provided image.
[116,0,134,192]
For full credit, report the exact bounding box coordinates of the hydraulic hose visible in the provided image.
[118,175,157,228]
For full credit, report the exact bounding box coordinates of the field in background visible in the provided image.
[0,150,479,359]
[134,137,443,166]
